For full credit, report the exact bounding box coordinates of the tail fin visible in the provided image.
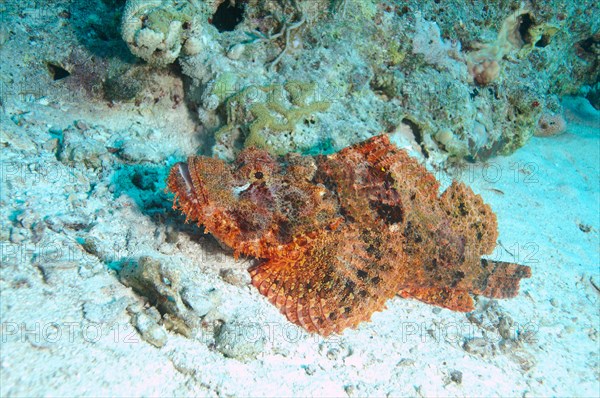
[475,259,532,298]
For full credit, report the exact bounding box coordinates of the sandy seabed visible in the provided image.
[0,78,598,398]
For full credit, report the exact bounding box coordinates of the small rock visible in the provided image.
[327,348,341,361]
[1,126,36,151]
[450,370,462,384]
[120,256,183,316]
[158,242,176,255]
[58,214,91,231]
[396,358,415,367]
[498,317,513,340]
[30,221,45,244]
[344,382,366,397]
[219,268,250,287]
[16,210,38,229]
[499,338,519,353]
[11,277,31,288]
[181,287,216,317]
[119,139,162,163]
[44,216,64,233]
[215,321,266,361]
[78,237,99,256]
[78,262,103,279]
[510,350,535,371]
[58,128,106,169]
[145,306,161,321]
[33,263,51,284]
[75,120,89,131]
[344,385,355,397]
[126,302,144,315]
[42,138,59,153]
[83,298,129,324]
[588,328,598,342]
[463,337,494,357]
[9,227,29,244]
[133,311,168,348]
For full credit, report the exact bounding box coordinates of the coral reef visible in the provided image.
[167,134,531,335]
[142,0,595,164]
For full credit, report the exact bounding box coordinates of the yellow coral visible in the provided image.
[216,81,330,154]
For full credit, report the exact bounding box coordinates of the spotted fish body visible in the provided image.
[168,135,531,335]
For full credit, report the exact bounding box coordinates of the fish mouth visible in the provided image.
[167,161,201,221]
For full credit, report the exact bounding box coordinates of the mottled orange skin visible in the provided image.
[168,135,531,336]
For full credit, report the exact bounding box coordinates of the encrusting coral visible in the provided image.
[167,134,531,335]
[215,81,331,155]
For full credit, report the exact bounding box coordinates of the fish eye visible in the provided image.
[254,171,264,179]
